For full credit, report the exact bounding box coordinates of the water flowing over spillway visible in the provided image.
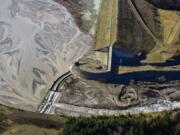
[0,0,92,111]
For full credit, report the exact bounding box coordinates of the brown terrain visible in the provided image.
[57,76,180,110]
[54,0,98,33]
[54,0,83,28]
[53,0,180,115]
[0,105,64,135]
[116,0,156,54]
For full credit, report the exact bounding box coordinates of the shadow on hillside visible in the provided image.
[107,53,180,84]
[80,48,180,85]
[116,0,160,55]
[79,53,180,84]
[145,0,180,10]
[81,69,180,85]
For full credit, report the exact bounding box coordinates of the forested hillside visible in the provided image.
[0,104,180,135]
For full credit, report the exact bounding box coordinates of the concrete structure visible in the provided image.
[70,0,180,82]
[94,0,141,72]
[94,0,119,71]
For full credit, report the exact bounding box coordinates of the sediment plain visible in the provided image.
[0,0,95,111]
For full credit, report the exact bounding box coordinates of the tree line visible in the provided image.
[63,110,180,135]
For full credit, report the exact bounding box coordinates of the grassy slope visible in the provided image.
[93,0,118,68]
[146,9,180,62]
[115,0,180,73]
[0,104,179,135]
[116,0,156,54]
[133,0,180,63]
[118,65,180,74]
[0,105,65,135]
[94,0,118,50]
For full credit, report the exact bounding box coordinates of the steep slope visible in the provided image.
[0,104,180,135]
[146,0,180,10]
[0,0,93,111]
[57,0,180,115]
[115,0,180,63]
[133,0,180,62]
[54,0,100,34]
[0,104,64,135]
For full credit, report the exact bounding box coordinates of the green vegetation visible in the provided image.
[0,105,65,135]
[145,8,180,63]
[94,0,118,50]
[118,65,180,74]
[63,110,180,135]
[0,104,180,135]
